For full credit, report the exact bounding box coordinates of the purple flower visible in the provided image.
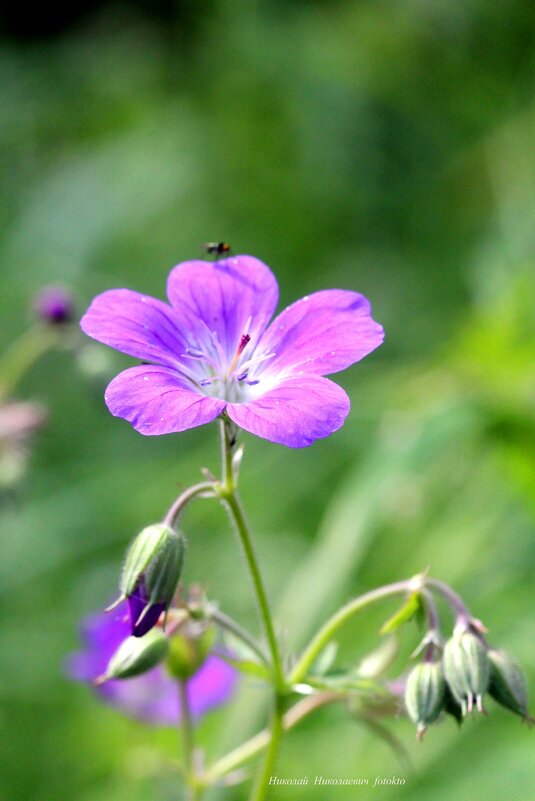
[34,287,74,325]
[67,604,237,725]
[80,256,384,447]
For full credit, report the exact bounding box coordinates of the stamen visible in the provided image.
[199,376,221,387]
[238,350,275,374]
[184,347,205,359]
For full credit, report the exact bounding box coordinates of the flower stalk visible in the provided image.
[178,679,197,799]
[216,418,285,692]
[288,578,421,686]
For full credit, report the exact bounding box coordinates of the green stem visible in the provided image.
[288,578,419,686]
[426,578,472,619]
[204,692,345,785]
[249,695,284,801]
[210,607,269,665]
[218,419,285,691]
[0,325,58,402]
[163,481,215,529]
[178,679,202,801]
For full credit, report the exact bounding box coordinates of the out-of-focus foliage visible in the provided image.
[1,1,534,799]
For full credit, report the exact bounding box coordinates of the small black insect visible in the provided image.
[203,242,232,257]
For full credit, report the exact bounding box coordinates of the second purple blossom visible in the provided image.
[67,603,237,725]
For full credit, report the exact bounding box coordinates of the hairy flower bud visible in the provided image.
[96,628,169,684]
[443,628,490,716]
[118,523,186,637]
[488,649,531,720]
[404,661,446,740]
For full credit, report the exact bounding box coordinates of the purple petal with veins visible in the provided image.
[80,255,384,447]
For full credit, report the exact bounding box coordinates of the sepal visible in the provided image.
[443,628,490,716]
[95,629,169,684]
[404,661,445,740]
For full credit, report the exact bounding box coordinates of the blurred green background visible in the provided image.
[1,1,534,799]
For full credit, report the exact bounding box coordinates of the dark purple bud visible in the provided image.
[115,524,186,637]
[34,287,74,325]
[128,577,166,637]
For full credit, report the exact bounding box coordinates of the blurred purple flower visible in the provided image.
[34,287,74,325]
[80,255,383,447]
[67,604,237,725]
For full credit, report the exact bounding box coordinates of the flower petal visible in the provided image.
[227,375,350,447]
[258,290,384,378]
[187,656,238,719]
[66,604,238,726]
[166,256,279,361]
[104,365,225,435]
[98,665,179,725]
[80,289,188,367]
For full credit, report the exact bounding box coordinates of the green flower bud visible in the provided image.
[166,624,216,680]
[488,649,532,720]
[96,628,169,684]
[404,661,446,740]
[443,685,464,725]
[443,628,490,716]
[115,523,186,637]
[121,523,185,600]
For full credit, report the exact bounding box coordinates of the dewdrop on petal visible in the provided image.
[115,523,186,637]
[96,628,169,683]
[443,627,490,716]
[404,661,446,740]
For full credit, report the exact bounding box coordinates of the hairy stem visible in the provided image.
[218,419,285,690]
[248,696,284,801]
[163,481,215,529]
[178,679,200,800]
[210,607,269,665]
[426,578,472,620]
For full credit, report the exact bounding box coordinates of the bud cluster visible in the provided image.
[405,619,531,739]
[96,590,217,686]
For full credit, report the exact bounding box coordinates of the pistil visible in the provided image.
[226,334,251,378]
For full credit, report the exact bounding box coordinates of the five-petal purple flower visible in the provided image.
[80,256,384,447]
[66,604,237,725]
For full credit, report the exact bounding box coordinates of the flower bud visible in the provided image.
[488,649,531,720]
[34,287,74,325]
[95,628,169,684]
[119,523,186,637]
[404,661,446,740]
[443,685,464,725]
[443,629,490,715]
[166,624,216,680]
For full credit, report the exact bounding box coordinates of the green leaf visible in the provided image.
[379,592,421,635]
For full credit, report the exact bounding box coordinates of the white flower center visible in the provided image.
[175,324,275,403]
